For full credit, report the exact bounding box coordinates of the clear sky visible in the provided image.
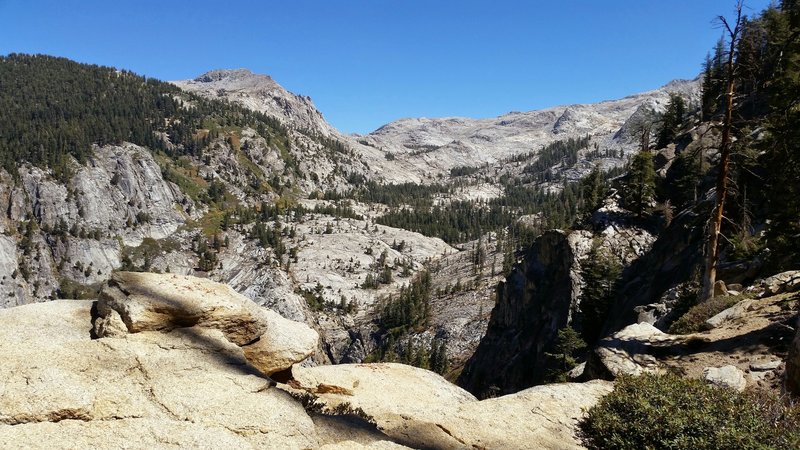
[0,0,774,134]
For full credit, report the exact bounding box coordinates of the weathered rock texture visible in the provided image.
[601,207,707,335]
[0,282,612,449]
[0,301,322,449]
[94,272,318,375]
[590,323,673,377]
[585,292,796,393]
[0,144,189,305]
[173,69,336,137]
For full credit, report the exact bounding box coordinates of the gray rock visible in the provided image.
[754,270,800,297]
[705,299,755,329]
[568,362,586,380]
[750,360,782,371]
[703,365,747,391]
[591,323,671,377]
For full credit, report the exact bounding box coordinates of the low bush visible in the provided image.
[580,373,800,450]
[668,294,744,334]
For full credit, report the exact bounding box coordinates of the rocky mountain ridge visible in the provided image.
[174,68,700,185]
[363,77,699,180]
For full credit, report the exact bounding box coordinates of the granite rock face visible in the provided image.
[0,144,189,306]
[287,363,613,450]
[457,230,593,397]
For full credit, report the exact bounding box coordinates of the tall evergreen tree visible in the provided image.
[762,0,800,270]
[623,150,656,216]
[656,94,686,149]
[579,166,605,219]
[579,246,622,344]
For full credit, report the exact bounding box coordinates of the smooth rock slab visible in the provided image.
[286,363,612,450]
[0,301,320,449]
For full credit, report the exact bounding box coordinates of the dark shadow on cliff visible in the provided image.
[602,205,708,335]
[456,230,578,398]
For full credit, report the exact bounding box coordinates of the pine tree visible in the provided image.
[762,0,800,270]
[623,150,656,216]
[656,94,686,149]
[701,3,743,302]
[545,327,586,383]
[579,166,604,218]
[579,246,622,343]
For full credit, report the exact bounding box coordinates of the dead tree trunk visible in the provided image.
[701,3,742,302]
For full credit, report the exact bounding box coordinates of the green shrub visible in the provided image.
[580,373,800,450]
[668,294,743,334]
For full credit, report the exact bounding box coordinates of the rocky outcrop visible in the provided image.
[0,282,612,449]
[287,363,613,450]
[94,272,318,375]
[365,79,701,182]
[747,270,800,297]
[0,300,326,449]
[585,292,797,394]
[173,69,336,137]
[457,230,592,397]
[456,204,658,397]
[0,144,190,306]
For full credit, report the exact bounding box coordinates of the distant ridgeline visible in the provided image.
[0,54,290,179]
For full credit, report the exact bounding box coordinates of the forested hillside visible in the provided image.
[0,54,293,179]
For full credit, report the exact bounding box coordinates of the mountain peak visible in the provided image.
[194,68,261,83]
[174,68,334,136]
[188,68,277,89]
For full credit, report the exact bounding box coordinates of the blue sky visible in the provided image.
[0,0,773,134]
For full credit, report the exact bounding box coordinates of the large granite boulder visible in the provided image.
[0,301,320,449]
[94,271,318,375]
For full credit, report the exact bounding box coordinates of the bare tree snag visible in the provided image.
[701,2,743,302]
